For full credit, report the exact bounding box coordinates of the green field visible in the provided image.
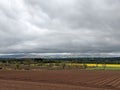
[0,59,120,70]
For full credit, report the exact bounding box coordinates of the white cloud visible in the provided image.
[0,0,120,55]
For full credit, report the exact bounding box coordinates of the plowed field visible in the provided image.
[0,70,119,90]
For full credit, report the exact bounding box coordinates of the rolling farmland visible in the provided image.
[0,70,119,90]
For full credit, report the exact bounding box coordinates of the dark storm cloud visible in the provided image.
[0,0,120,55]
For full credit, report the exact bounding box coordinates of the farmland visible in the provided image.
[0,58,119,90]
[0,70,119,90]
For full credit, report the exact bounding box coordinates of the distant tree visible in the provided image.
[62,62,66,69]
[16,64,20,70]
[83,63,87,69]
[96,62,98,67]
[102,63,106,70]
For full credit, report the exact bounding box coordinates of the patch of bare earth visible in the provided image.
[0,70,119,90]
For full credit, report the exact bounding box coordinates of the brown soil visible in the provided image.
[0,70,119,90]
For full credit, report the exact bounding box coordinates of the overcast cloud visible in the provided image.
[0,0,120,55]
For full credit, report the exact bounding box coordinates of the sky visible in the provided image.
[0,0,120,55]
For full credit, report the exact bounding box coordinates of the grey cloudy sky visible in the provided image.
[0,0,120,55]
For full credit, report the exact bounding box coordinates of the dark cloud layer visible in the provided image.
[0,0,120,55]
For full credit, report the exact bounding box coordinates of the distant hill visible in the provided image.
[0,53,120,64]
[0,53,120,59]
